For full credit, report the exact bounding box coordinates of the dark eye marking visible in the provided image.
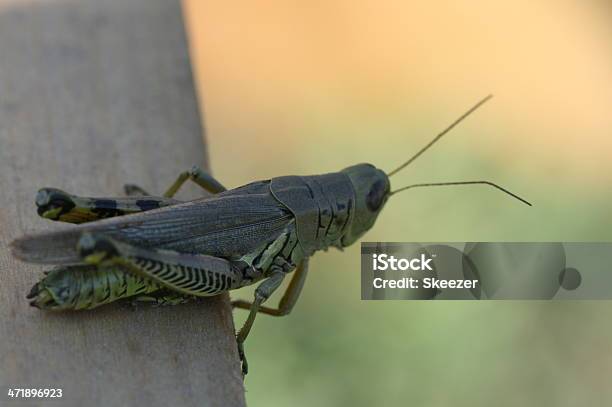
[366,179,388,211]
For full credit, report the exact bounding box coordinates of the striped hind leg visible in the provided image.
[75,233,246,298]
[35,188,180,224]
[36,166,226,224]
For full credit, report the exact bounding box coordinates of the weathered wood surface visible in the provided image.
[0,1,246,406]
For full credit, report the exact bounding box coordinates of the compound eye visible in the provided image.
[366,179,388,211]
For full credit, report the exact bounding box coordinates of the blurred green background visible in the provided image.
[183,1,612,405]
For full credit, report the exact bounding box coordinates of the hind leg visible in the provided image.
[76,233,246,297]
[35,188,180,224]
[37,166,226,224]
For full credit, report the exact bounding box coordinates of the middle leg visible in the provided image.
[235,271,286,375]
[232,258,309,316]
[163,165,227,197]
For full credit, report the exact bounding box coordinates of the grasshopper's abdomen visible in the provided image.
[28,264,162,310]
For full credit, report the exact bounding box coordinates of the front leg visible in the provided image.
[232,258,309,316]
[231,259,308,374]
[235,271,286,375]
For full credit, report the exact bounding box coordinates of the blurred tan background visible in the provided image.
[183,1,612,405]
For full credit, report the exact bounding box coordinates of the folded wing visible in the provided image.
[11,181,293,265]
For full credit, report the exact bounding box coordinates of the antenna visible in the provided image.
[387,94,493,177]
[390,180,532,206]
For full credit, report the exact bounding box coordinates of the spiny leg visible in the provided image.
[36,188,180,224]
[235,271,286,375]
[164,165,227,197]
[232,258,309,316]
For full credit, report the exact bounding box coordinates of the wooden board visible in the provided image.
[0,1,246,405]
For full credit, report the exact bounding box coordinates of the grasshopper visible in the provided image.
[10,95,530,375]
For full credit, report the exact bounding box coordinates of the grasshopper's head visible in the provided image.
[340,163,390,247]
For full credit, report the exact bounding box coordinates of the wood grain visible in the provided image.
[0,1,246,405]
